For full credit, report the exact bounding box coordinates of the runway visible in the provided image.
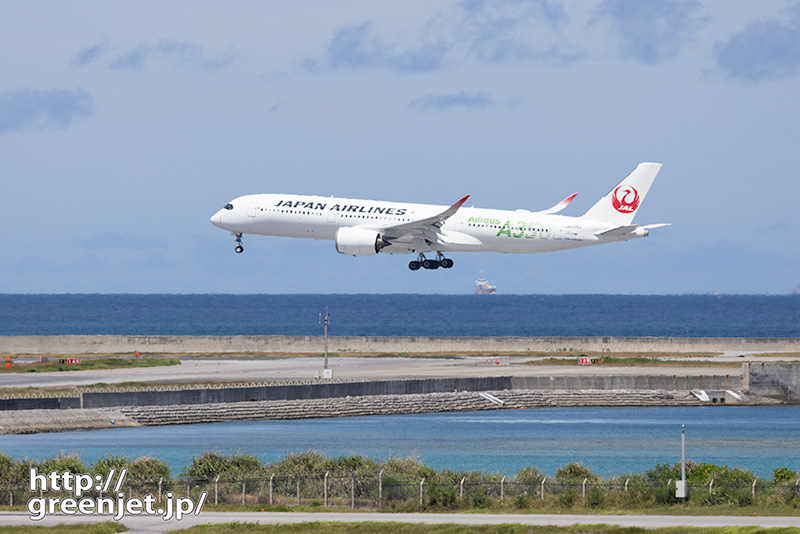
[0,355,747,389]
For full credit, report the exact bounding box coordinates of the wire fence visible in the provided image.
[6,474,800,509]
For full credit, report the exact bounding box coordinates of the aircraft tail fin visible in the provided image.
[581,162,662,225]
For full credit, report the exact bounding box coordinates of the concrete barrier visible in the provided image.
[80,377,512,408]
[745,362,800,401]
[2,335,799,354]
[1,373,747,411]
[0,397,79,411]
[511,374,741,391]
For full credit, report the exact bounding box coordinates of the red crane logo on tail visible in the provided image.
[611,185,640,213]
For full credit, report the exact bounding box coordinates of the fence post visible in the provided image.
[420,478,425,506]
[501,476,505,499]
[752,479,757,498]
[582,478,587,503]
[296,474,301,506]
[158,478,162,504]
[709,479,714,495]
[460,477,465,500]
[351,472,355,509]
[541,477,546,500]
[324,472,329,507]
[9,484,12,507]
[378,469,383,505]
[242,475,246,505]
[269,474,274,506]
[214,475,220,505]
[625,478,629,492]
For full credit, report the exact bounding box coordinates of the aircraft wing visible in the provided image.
[379,195,470,243]
[596,223,671,237]
[538,193,577,214]
[596,225,639,236]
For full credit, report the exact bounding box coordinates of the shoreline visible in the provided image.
[2,334,800,355]
[0,388,783,435]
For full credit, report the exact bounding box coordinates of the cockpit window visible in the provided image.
[224,203,234,210]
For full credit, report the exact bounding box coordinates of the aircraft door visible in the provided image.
[247,200,257,218]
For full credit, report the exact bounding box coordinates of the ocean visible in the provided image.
[0,294,798,337]
[0,406,797,478]
[1,294,798,479]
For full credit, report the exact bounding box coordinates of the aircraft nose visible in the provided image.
[210,210,223,228]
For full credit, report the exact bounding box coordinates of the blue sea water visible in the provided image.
[0,406,798,479]
[1,294,798,337]
[1,294,798,479]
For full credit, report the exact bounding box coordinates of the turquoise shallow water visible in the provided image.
[1,406,798,478]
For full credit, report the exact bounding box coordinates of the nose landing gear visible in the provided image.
[408,252,454,271]
[234,233,244,253]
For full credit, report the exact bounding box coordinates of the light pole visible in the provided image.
[319,307,331,377]
[676,424,687,500]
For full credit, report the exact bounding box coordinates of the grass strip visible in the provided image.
[0,358,180,374]
[0,522,127,533]
[161,522,800,534]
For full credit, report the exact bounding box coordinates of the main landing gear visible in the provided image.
[234,233,244,253]
[408,252,454,271]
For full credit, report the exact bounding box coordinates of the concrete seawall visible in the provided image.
[0,389,743,434]
[0,374,745,412]
[2,364,795,434]
[2,335,799,354]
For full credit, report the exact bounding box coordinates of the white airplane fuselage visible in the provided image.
[211,194,645,254]
[210,162,666,269]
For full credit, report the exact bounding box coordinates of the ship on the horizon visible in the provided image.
[475,277,496,295]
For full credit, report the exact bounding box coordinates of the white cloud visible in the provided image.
[0,88,93,133]
[713,1,800,81]
[409,91,493,111]
[71,39,236,72]
[593,0,709,64]
[303,0,584,72]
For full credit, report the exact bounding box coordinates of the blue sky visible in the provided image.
[2,0,799,294]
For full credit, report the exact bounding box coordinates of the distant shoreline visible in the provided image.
[2,334,799,355]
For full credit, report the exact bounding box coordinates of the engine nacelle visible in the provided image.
[335,227,390,255]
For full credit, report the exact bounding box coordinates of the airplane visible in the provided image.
[210,162,668,271]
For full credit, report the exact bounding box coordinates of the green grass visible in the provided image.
[0,522,127,533]
[161,522,800,534]
[176,501,800,517]
[0,357,180,374]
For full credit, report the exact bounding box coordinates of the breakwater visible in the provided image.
[0,374,745,412]
[118,389,711,427]
[1,389,730,434]
[2,335,799,354]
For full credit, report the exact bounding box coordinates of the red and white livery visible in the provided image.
[211,162,668,271]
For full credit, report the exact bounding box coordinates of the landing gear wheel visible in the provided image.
[233,233,244,254]
[422,259,440,270]
[235,245,244,254]
[409,261,421,271]
[440,258,454,269]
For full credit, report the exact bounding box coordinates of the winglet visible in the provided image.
[540,193,577,214]
[442,195,470,218]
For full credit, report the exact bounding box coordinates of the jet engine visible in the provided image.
[335,227,390,255]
